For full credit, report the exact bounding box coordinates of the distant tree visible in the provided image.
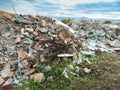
[103,20,112,24]
[61,18,73,24]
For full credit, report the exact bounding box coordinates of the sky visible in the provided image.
[0,0,120,19]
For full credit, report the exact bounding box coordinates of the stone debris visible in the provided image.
[0,13,120,88]
[84,68,91,74]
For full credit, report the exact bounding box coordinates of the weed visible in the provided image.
[21,59,75,90]
[80,76,96,85]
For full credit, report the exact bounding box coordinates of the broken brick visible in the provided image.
[24,69,35,76]
[0,77,4,85]
[15,36,21,44]
[8,72,14,77]
[32,73,44,82]
[17,49,27,59]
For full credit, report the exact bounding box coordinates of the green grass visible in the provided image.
[18,52,111,90]
[80,76,96,85]
[22,59,75,90]
[87,52,110,64]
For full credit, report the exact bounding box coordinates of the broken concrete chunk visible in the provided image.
[40,55,45,62]
[4,32,11,37]
[1,65,10,78]
[39,28,48,33]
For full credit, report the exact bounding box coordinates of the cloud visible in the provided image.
[58,0,118,6]
[51,10,120,19]
[0,0,120,19]
[13,0,37,15]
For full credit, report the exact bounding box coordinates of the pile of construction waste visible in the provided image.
[0,13,120,88]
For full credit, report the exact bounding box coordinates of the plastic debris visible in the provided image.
[3,78,13,88]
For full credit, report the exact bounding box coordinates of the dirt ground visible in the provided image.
[72,52,120,90]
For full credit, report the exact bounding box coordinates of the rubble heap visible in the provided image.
[69,20,120,52]
[0,14,120,88]
[0,14,81,87]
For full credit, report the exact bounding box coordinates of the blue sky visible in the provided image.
[0,0,120,19]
